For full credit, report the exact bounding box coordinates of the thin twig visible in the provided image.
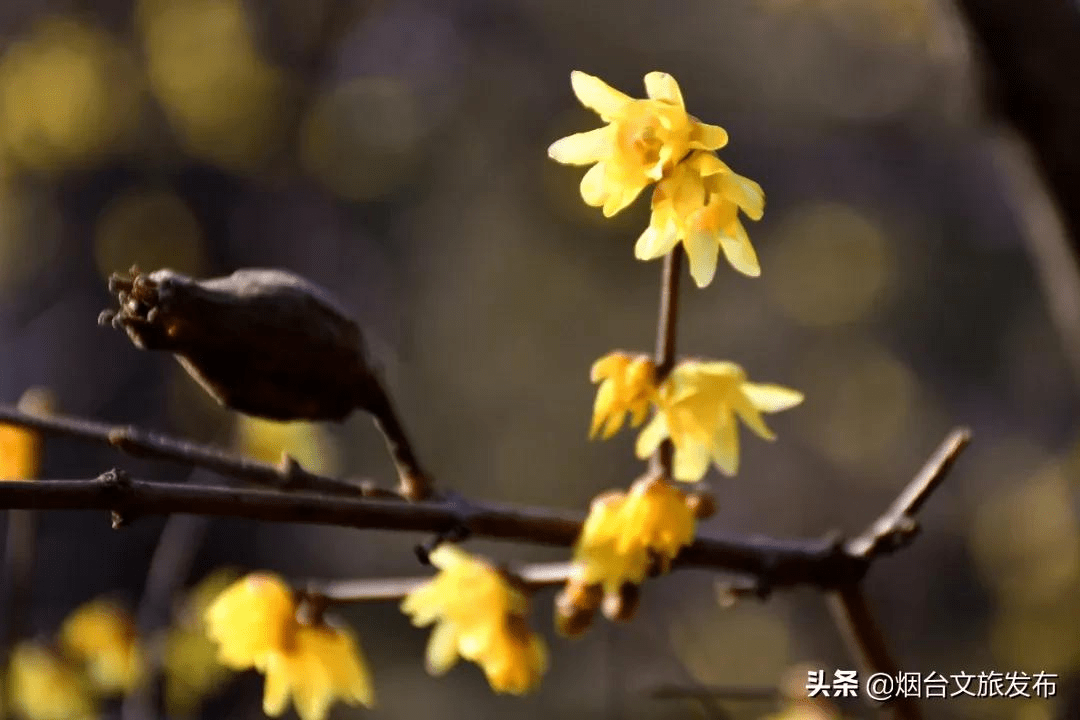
[847,427,972,558]
[0,404,383,497]
[0,424,969,591]
[827,583,922,720]
[305,561,574,603]
[651,246,684,477]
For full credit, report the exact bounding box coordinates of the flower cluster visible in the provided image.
[550,71,803,628]
[549,71,764,287]
[204,572,375,720]
[402,544,548,695]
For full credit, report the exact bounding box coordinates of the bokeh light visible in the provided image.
[94,189,206,281]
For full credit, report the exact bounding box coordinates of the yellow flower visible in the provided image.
[635,151,765,287]
[58,599,145,695]
[572,475,697,596]
[162,569,237,715]
[548,71,729,217]
[204,572,296,669]
[401,545,547,695]
[636,360,803,481]
[0,388,54,481]
[7,642,97,720]
[261,621,375,720]
[590,352,657,439]
[204,572,375,720]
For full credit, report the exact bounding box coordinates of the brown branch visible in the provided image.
[304,561,574,603]
[827,583,921,720]
[651,245,684,477]
[846,427,972,558]
[0,403,383,497]
[0,427,969,591]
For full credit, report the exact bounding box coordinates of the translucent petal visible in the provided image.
[643,72,685,108]
[635,223,679,260]
[710,419,739,476]
[673,440,710,482]
[718,222,761,277]
[689,122,728,150]
[547,126,612,166]
[589,381,616,438]
[717,172,765,220]
[602,182,645,217]
[684,229,721,288]
[732,393,775,440]
[261,657,291,717]
[570,71,632,120]
[579,162,607,207]
[425,622,460,676]
[590,353,627,382]
[635,413,668,459]
[600,400,626,439]
[742,383,804,412]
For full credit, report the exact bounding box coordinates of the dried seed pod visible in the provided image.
[684,490,717,519]
[100,267,432,499]
[101,267,376,421]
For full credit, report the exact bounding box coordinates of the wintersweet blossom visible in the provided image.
[59,599,146,695]
[571,474,697,597]
[204,572,376,720]
[590,352,657,439]
[0,387,53,480]
[204,573,295,670]
[401,544,547,695]
[635,151,766,287]
[636,360,803,481]
[261,621,375,720]
[163,570,237,715]
[7,642,97,720]
[548,71,729,217]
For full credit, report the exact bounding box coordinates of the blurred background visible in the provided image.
[0,0,1074,718]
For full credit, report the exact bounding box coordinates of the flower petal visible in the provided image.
[635,223,679,260]
[672,440,710,482]
[590,381,616,439]
[261,656,291,717]
[718,172,765,220]
[684,227,721,288]
[718,222,761,277]
[731,392,775,440]
[643,72,684,108]
[635,413,668,459]
[742,383,804,413]
[710,418,739,476]
[602,182,645,217]
[547,127,612,166]
[579,162,607,207]
[570,71,632,120]
[689,122,728,150]
[425,621,460,676]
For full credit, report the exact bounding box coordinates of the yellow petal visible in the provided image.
[425,621,460,675]
[600,399,626,440]
[643,72,684,108]
[732,393,775,440]
[672,440,710,482]
[718,222,761,277]
[684,228,721,288]
[570,71,632,120]
[635,222,679,260]
[718,171,765,220]
[689,122,728,150]
[635,413,668,459]
[547,126,612,166]
[710,419,739,476]
[262,657,291,717]
[590,352,627,382]
[579,162,607,207]
[601,182,645,217]
[742,383,804,413]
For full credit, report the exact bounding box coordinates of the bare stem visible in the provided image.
[0,426,969,592]
[651,246,684,477]
[827,583,922,720]
[0,404,379,497]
